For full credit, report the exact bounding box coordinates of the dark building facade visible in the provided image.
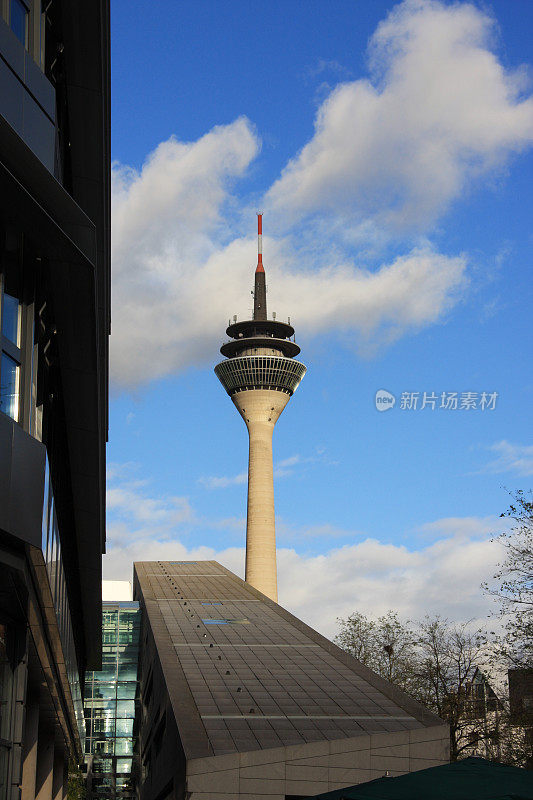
[0,2,110,799]
[84,603,141,800]
[133,561,449,800]
[508,668,533,769]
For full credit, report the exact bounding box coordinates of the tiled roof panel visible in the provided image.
[134,561,440,758]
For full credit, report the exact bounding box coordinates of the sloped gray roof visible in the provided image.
[133,561,442,759]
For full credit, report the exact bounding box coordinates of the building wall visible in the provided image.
[137,610,187,800]
[0,1,110,798]
[185,725,449,800]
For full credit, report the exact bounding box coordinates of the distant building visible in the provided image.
[0,1,110,798]
[508,668,533,769]
[133,561,449,800]
[461,668,503,760]
[508,668,533,725]
[84,603,141,800]
[459,667,533,768]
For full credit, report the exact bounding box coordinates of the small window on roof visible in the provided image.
[201,602,222,606]
[202,619,249,625]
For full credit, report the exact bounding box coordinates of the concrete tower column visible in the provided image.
[233,389,290,600]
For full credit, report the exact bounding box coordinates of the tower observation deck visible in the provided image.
[215,215,306,601]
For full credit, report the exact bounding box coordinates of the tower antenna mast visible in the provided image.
[257,212,263,271]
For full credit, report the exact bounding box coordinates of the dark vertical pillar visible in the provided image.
[35,723,54,800]
[21,693,39,800]
[51,746,66,800]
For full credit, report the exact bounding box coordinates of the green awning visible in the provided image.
[308,757,533,800]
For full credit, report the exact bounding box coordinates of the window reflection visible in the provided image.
[1,293,21,345]
[41,458,84,745]
[10,0,28,48]
[0,353,20,421]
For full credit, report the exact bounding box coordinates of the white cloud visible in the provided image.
[267,0,533,232]
[109,0,533,390]
[102,580,132,601]
[103,466,506,638]
[479,440,533,476]
[106,464,194,538]
[110,118,261,388]
[198,451,337,489]
[111,135,467,389]
[276,533,504,638]
[198,472,247,489]
[106,485,193,527]
[417,514,506,541]
[103,531,504,639]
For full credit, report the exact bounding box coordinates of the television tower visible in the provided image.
[215,215,306,601]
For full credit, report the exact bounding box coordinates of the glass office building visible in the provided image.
[84,603,141,800]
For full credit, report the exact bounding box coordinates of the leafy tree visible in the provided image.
[414,617,488,761]
[334,613,496,762]
[485,489,533,669]
[67,758,86,800]
[334,611,420,697]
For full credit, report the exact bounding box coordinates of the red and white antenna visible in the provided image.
[256,212,264,273]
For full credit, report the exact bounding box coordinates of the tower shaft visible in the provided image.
[215,215,306,603]
[232,389,290,601]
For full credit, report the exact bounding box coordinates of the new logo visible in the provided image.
[375,389,396,412]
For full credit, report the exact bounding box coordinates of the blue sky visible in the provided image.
[106,0,533,636]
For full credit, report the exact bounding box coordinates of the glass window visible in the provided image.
[116,700,135,719]
[91,777,113,788]
[0,352,20,421]
[117,683,136,700]
[115,719,133,737]
[115,739,133,756]
[45,498,54,565]
[93,740,114,756]
[116,758,132,775]
[92,759,113,774]
[92,717,115,736]
[93,684,117,700]
[94,667,117,683]
[9,0,28,48]
[90,700,117,713]
[118,631,136,645]
[117,663,137,682]
[1,293,21,346]
[41,466,51,561]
